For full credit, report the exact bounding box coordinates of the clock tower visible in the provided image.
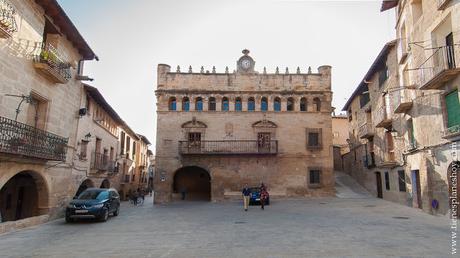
[237,49,255,74]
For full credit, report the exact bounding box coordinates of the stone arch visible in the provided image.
[100,179,110,189]
[173,166,211,201]
[75,178,95,197]
[0,170,49,222]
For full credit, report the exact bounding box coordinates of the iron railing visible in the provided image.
[0,116,68,161]
[0,0,17,36]
[33,43,72,81]
[91,152,116,172]
[443,125,460,139]
[418,45,458,89]
[179,140,278,155]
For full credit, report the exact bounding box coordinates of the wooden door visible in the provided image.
[258,133,271,153]
[411,170,422,209]
[375,172,383,199]
[446,33,455,69]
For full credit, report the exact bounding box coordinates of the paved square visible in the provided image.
[0,192,452,258]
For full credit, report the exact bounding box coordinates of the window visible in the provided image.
[348,108,352,121]
[407,118,416,149]
[120,131,125,154]
[309,169,321,185]
[95,138,102,154]
[248,97,255,111]
[182,97,190,111]
[287,97,294,111]
[235,97,242,111]
[446,90,460,130]
[306,128,322,149]
[209,97,216,111]
[379,66,389,88]
[274,97,281,112]
[261,97,268,112]
[257,133,271,152]
[168,97,176,111]
[398,170,406,192]
[313,97,321,112]
[222,97,229,111]
[80,140,89,160]
[360,90,370,108]
[300,97,307,111]
[384,171,390,190]
[26,94,48,130]
[195,97,203,111]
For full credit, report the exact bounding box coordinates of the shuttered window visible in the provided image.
[446,90,460,128]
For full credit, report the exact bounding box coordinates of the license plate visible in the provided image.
[75,210,88,214]
[256,198,260,201]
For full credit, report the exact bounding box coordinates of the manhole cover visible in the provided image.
[319,202,327,205]
[392,216,409,220]
[234,221,246,224]
[364,205,376,207]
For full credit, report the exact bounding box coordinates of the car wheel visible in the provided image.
[99,208,109,222]
[113,207,119,216]
[65,215,73,223]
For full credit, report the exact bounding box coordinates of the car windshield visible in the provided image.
[77,190,109,200]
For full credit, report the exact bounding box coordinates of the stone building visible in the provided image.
[332,115,349,171]
[0,0,97,227]
[154,50,334,203]
[72,85,125,197]
[343,0,460,217]
[135,134,151,190]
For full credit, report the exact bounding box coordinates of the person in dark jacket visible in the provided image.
[260,183,268,210]
[242,184,251,211]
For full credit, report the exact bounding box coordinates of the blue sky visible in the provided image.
[57,0,395,149]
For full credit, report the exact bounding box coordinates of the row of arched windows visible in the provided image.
[168,96,321,112]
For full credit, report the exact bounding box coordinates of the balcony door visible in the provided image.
[188,132,201,152]
[446,33,455,69]
[257,133,271,153]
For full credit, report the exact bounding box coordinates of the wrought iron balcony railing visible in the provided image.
[358,122,374,139]
[443,125,460,140]
[0,0,17,38]
[91,152,116,172]
[418,45,459,90]
[179,140,278,155]
[0,116,68,161]
[33,43,72,84]
[374,105,392,128]
[393,88,415,114]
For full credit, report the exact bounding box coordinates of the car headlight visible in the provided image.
[92,203,104,208]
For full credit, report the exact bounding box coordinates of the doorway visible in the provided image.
[411,170,422,209]
[173,166,211,201]
[375,172,383,198]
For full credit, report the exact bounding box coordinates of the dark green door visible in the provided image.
[445,90,460,129]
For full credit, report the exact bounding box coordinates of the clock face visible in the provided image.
[241,59,251,69]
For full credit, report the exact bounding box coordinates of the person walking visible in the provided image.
[242,184,251,211]
[260,183,268,210]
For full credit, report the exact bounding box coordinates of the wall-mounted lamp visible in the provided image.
[84,133,92,141]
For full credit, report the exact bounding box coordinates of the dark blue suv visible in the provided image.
[249,187,270,205]
[66,188,120,222]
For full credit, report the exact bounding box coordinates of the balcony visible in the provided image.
[398,38,408,64]
[437,0,451,10]
[443,125,460,140]
[0,0,17,38]
[379,152,398,168]
[33,43,72,84]
[418,46,460,90]
[393,88,415,113]
[179,140,278,155]
[91,152,116,172]
[358,123,374,139]
[374,106,392,128]
[0,116,68,161]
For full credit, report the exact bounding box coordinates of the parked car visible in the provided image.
[66,188,120,222]
[249,187,270,205]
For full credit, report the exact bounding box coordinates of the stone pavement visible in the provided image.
[0,175,454,258]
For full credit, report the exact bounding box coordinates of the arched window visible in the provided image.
[248,97,255,111]
[209,97,216,111]
[300,97,307,111]
[222,97,229,111]
[313,97,321,112]
[261,97,268,112]
[235,97,242,111]
[168,97,176,111]
[195,97,203,111]
[274,97,281,112]
[287,97,294,111]
[182,97,190,111]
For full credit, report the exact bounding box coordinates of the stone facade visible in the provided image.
[0,0,97,224]
[343,0,460,216]
[154,50,334,203]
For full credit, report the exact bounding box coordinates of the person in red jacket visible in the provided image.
[260,183,268,210]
